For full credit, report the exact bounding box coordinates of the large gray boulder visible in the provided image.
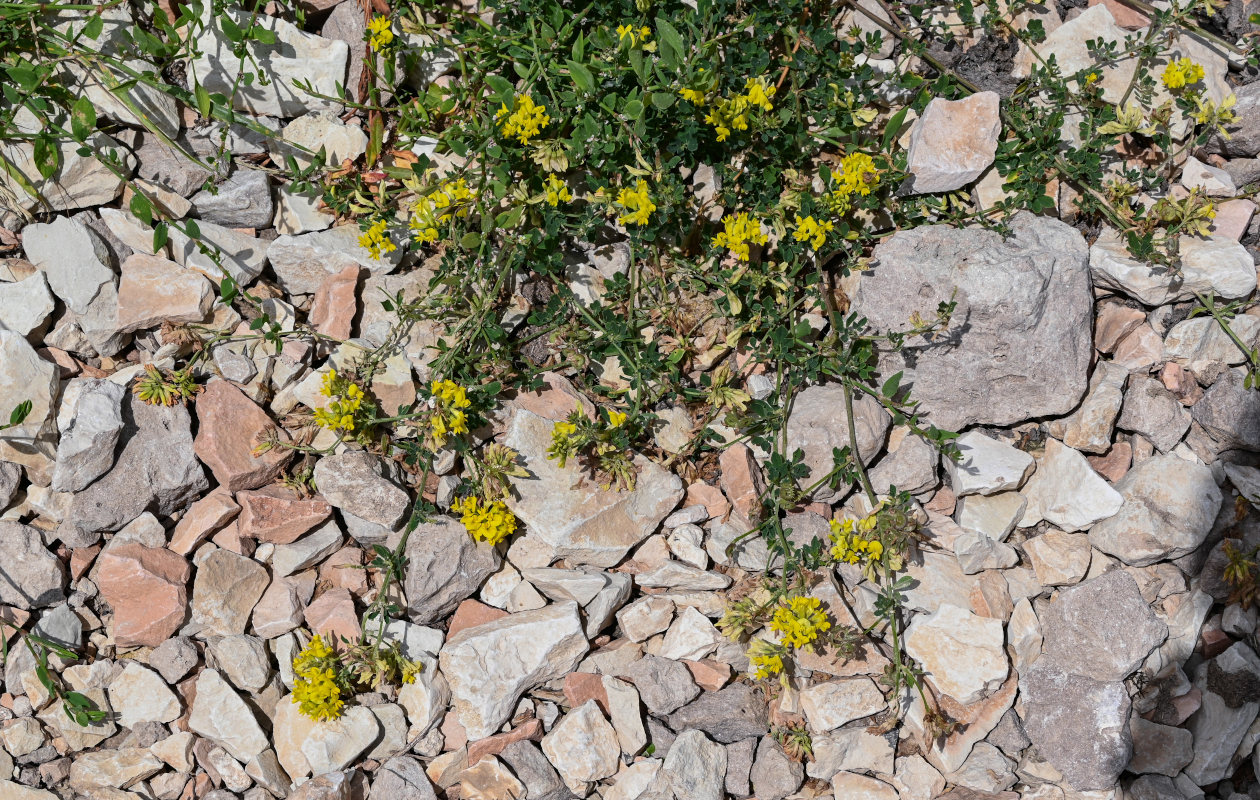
[851,212,1092,430]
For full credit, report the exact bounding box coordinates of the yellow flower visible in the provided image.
[313,370,365,434]
[616,24,651,47]
[1161,58,1205,91]
[751,651,784,680]
[358,218,396,261]
[292,635,345,722]
[428,379,471,447]
[769,596,831,649]
[827,151,881,213]
[712,212,768,261]
[454,496,519,546]
[678,87,707,106]
[607,409,627,427]
[743,76,776,112]
[496,93,551,145]
[792,215,833,250]
[410,178,475,245]
[367,15,394,51]
[544,174,573,207]
[615,178,656,226]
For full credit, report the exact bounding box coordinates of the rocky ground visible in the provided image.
[4,1,1260,800]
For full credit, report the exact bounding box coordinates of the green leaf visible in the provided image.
[8,400,31,427]
[220,15,244,43]
[881,371,903,398]
[365,114,385,166]
[622,98,644,120]
[82,14,104,40]
[33,135,58,180]
[70,96,96,143]
[220,273,238,305]
[5,65,38,92]
[184,219,200,239]
[566,60,596,93]
[485,74,515,102]
[881,107,908,152]
[459,232,482,250]
[129,193,153,226]
[152,221,169,252]
[649,92,675,110]
[655,18,685,70]
[195,82,212,119]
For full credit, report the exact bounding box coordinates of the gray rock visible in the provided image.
[783,384,891,502]
[652,730,727,800]
[724,738,755,797]
[1020,659,1131,791]
[33,604,80,650]
[168,219,268,286]
[135,132,215,197]
[208,635,272,693]
[666,684,768,744]
[268,226,402,295]
[0,325,59,449]
[0,116,133,215]
[149,636,199,684]
[498,741,570,800]
[1038,571,1167,682]
[749,737,803,800]
[622,655,701,715]
[1045,360,1128,454]
[404,517,501,625]
[906,92,1001,194]
[0,273,54,336]
[0,461,19,509]
[1128,774,1190,800]
[314,450,410,539]
[1091,227,1256,305]
[190,169,274,229]
[852,213,1092,430]
[51,378,126,492]
[944,742,1015,793]
[1208,78,1260,157]
[1088,455,1222,567]
[271,520,345,577]
[22,216,114,315]
[0,521,65,609]
[60,394,207,546]
[1183,642,1260,785]
[1193,368,1260,451]
[985,708,1029,758]
[1128,717,1193,776]
[868,429,939,495]
[1117,377,1192,453]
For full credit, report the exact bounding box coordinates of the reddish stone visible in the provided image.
[1112,324,1163,372]
[447,600,508,638]
[562,673,609,713]
[69,546,100,581]
[440,713,468,752]
[1087,442,1132,484]
[925,485,956,516]
[969,571,1013,622]
[467,718,543,765]
[719,443,765,524]
[1167,687,1201,726]
[685,482,730,521]
[512,372,596,422]
[193,381,292,493]
[318,547,368,596]
[308,263,361,340]
[97,543,190,647]
[1087,0,1149,27]
[1095,303,1146,354]
[210,521,255,557]
[236,486,332,544]
[170,490,240,556]
[0,608,30,648]
[1200,628,1232,659]
[1210,199,1256,242]
[683,659,732,691]
[1161,362,1203,406]
[304,588,361,643]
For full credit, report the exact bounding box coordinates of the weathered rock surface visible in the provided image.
[405,517,502,625]
[783,385,891,502]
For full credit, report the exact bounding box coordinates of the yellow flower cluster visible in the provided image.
[679,87,708,105]
[702,77,776,141]
[828,151,880,213]
[367,16,393,51]
[616,179,656,226]
[828,514,884,565]
[1161,58,1205,91]
[712,212,768,261]
[454,496,519,546]
[793,215,833,250]
[411,178,475,244]
[616,24,651,47]
[496,93,551,145]
[545,174,573,207]
[429,379,471,447]
[750,650,784,681]
[314,370,365,433]
[292,635,345,722]
[359,219,396,261]
[769,596,831,649]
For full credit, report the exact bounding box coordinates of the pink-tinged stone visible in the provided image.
[252,572,316,639]
[511,372,596,422]
[211,521,255,557]
[441,713,468,752]
[1201,628,1232,659]
[308,263,361,340]
[1161,362,1204,406]
[969,571,1014,622]
[1210,199,1256,242]
[97,542,190,647]
[467,718,543,765]
[303,588,361,643]
[925,485,956,516]
[683,659,732,691]
[116,254,215,334]
[1095,302,1146,354]
[193,381,292,493]
[170,490,240,556]
[562,673,609,714]
[1164,687,1202,726]
[69,546,100,581]
[1112,324,1163,372]
[236,486,332,544]
[1087,442,1132,484]
[1087,0,1149,27]
[447,600,510,638]
[906,92,1001,194]
[684,482,730,521]
[318,547,368,596]
[719,444,765,524]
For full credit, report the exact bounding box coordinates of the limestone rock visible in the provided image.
[0,330,57,450]
[1116,376,1191,454]
[188,669,268,763]
[784,385,891,502]
[1192,368,1260,451]
[313,450,410,543]
[1183,642,1260,785]
[666,683,767,743]
[190,169,274,229]
[191,549,270,636]
[50,378,125,492]
[540,700,620,793]
[1038,571,1166,682]
[651,730,727,800]
[107,662,181,729]
[799,678,885,733]
[944,432,1034,496]
[1045,361,1128,454]
[852,213,1092,430]
[0,521,65,609]
[1019,438,1122,532]
[0,273,53,336]
[302,705,382,775]
[195,380,292,493]
[116,254,214,334]
[905,604,1007,705]
[405,517,502,624]
[1091,226,1257,305]
[623,654,701,715]
[906,92,1001,193]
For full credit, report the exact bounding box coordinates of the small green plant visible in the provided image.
[132,365,203,407]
